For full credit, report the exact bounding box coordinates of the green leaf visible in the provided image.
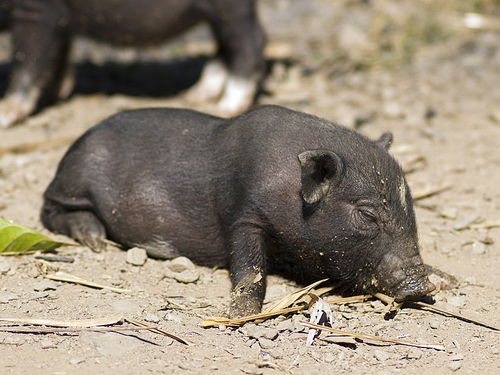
[0,218,74,255]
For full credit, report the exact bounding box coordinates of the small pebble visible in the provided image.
[164,313,183,323]
[40,338,56,349]
[269,349,283,359]
[32,292,49,299]
[258,337,276,349]
[164,256,199,283]
[310,350,321,360]
[464,276,476,284]
[246,324,278,340]
[6,268,16,276]
[110,300,142,315]
[447,297,465,308]
[322,335,357,345]
[374,350,391,362]
[0,259,11,274]
[144,313,160,323]
[324,352,336,363]
[240,363,262,374]
[407,349,422,360]
[342,312,356,320]
[429,320,440,329]
[186,296,197,304]
[126,247,147,266]
[440,207,458,219]
[276,319,294,332]
[428,274,442,295]
[259,350,272,361]
[383,101,403,118]
[471,241,486,255]
[3,337,22,345]
[0,292,18,303]
[453,215,481,231]
[165,257,196,273]
[288,332,308,340]
[421,127,446,141]
[70,358,85,365]
[33,279,57,292]
[292,314,307,332]
[447,361,461,372]
[172,269,199,283]
[434,301,460,315]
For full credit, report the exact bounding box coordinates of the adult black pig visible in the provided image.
[0,0,265,127]
[41,105,435,317]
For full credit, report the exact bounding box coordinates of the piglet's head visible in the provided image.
[297,132,435,301]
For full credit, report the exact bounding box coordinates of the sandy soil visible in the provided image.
[1,1,500,374]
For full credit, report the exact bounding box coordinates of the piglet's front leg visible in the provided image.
[227,223,267,319]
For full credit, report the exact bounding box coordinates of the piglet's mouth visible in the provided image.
[373,253,436,301]
[391,277,436,302]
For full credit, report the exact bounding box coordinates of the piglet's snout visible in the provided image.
[392,278,436,302]
[376,252,435,301]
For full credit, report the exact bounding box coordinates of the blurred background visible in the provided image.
[1,0,499,115]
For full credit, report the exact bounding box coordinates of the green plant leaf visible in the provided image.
[0,218,74,255]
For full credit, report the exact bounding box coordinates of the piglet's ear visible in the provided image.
[376,132,393,151]
[298,150,343,205]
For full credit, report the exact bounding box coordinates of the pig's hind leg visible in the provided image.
[185,0,266,117]
[212,5,266,117]
[41,201,107,253]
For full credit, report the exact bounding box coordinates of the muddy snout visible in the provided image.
[375,253,436,302]
[391,274,436,302]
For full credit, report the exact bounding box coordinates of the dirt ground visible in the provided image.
[1,1,500,374]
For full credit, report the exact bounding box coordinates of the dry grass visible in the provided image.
[327,0,500,67]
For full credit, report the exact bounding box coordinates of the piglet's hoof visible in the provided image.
[229,295,262,319]
[229,272,265,319]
